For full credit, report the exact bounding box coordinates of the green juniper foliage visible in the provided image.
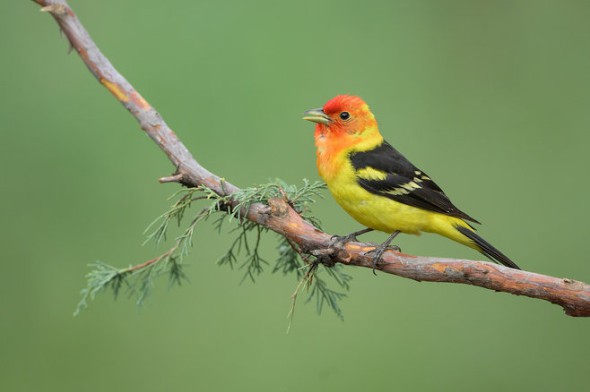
[75,179,351,319]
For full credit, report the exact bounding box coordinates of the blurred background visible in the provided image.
[2,0,589,391]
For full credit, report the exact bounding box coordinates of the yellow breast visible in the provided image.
[325,165,433,234]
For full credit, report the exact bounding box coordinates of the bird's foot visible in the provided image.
[330,228,374,247]
[366,244,401,274]
[365,231,401,275]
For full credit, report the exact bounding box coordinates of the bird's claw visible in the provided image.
[366,244,401,275]
[330,228,374,247]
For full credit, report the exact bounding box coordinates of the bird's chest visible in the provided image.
[327,172,379,214]
[322,162,427,234]
[317,146,373,207]
[325,166,385,220]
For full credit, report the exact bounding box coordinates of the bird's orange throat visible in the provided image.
[314,123,383,182]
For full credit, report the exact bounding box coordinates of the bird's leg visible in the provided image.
[330,228,374,246]
[367,230,401,275]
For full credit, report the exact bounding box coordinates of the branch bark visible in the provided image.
[34,0,590,317]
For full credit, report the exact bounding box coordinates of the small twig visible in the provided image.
[40,4,67,15]
[159,174,184,184]
[123,249,174,274]
[287,263,318,333]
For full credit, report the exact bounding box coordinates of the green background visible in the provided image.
[3,1,589,391]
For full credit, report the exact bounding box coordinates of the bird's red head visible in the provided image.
[303,95,376,136]
[303,94,381,146]
[303,95,383,179]
[323,95,368,117]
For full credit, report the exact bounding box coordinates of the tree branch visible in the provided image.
[35,0,590,317]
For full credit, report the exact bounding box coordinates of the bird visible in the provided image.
[302,94,521,271]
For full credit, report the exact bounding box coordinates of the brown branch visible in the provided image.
[34,0,590,317]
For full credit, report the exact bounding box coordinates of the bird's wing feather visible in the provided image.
[350,141,479,223]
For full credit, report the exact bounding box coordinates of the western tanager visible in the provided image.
[303,95,520,270]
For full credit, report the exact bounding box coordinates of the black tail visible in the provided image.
[456,226,521,270]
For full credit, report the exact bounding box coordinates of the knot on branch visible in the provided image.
[268,198,289,218]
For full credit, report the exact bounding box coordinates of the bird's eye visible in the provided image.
[339,111,351,120]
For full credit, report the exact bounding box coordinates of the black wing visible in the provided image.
[349,141,479,223]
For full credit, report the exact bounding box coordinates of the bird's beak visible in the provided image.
[302,108,331,125]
